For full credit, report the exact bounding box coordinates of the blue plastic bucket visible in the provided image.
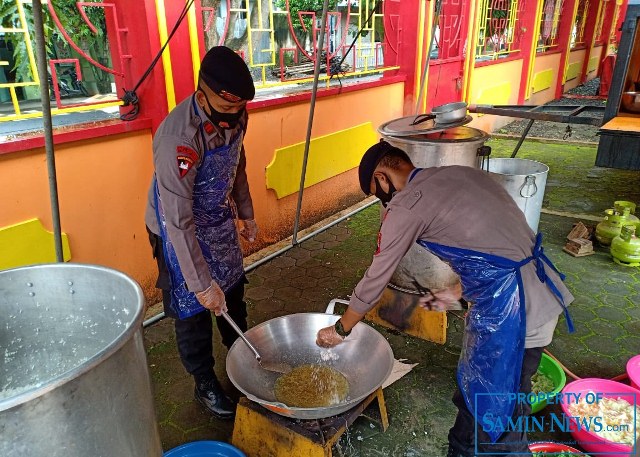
[164,441,246,457]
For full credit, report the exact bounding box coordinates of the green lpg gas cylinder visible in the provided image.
[614,200,637,215]
[610,224,640,266]
[595,207,639,246]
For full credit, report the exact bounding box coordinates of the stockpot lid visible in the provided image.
[378,114,473,137]
[382,126,489,143]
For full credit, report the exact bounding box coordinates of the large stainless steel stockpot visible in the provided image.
[0,263,162,457]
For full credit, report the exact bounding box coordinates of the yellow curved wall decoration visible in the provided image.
[265,122,378,199]
[565,61,582,82]
[0,219,71,270]
[475,82,512,106]
[532,69,554,94]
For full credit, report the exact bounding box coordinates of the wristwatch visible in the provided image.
[334,319,351,337]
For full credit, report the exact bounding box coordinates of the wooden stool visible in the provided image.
[231,387,388,457]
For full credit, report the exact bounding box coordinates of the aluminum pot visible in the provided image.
[482,158,549,233]
[0,263,162,457]
[226,312,394,419]
[382,126,490,293]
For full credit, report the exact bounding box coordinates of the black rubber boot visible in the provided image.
[446,445,470,457]
[193,377,236,420]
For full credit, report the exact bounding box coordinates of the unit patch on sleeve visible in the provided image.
[176,146,198,178]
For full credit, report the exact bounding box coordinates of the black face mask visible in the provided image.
[199,87,243,129]
[374,175,397,207]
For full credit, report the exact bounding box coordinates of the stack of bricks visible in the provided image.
[563,221,595,257]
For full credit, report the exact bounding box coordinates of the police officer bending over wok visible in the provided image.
[145,46,257,420]
[317,140,574,456]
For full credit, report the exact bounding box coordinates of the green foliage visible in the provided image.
[491,8,508,19]
[276,0,339,33]
[55,0,106,47]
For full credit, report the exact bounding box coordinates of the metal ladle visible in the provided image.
[221,312,291,374]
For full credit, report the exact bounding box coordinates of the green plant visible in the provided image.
[491,8,508,19]
[276,0,339,33]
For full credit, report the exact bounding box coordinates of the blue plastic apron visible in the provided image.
[154,96,245,319]
[417,234,573,443]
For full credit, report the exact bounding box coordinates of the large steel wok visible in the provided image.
[226,312,394,419]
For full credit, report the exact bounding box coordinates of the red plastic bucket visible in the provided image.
[529,442,585,454]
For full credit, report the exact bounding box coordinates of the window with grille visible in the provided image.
[475,0,522,62]
[570,0,589,48]
[0,0,121,127]
[537,0,564,53]
[199,0,395,89]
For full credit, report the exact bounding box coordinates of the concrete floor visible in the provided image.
[144,137,640,456]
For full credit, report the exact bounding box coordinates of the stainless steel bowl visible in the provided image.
[621,92,640,113]
[226,313,394,419]
[432,101,468,123]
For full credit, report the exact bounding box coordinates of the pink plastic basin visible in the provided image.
[560,378,640,457]
[627,355,640,390]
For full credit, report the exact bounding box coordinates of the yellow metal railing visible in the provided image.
[0,0,40,118]
[593,0,606,41]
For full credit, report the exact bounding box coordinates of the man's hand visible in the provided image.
[195,280,227,316]
[418,283,463,311]
[316,325,345,348]
[240,219,258,242]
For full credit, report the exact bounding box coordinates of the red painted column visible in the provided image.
[111,0,169,131]
[383,0,422,115]
[517,0,545,104]
[555,0,579,98]
[598,0,617,63]
[194,1,207,58]
[579,0,602,83]
[162,0,198,106]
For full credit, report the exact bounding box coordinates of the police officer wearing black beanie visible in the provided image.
[145,46,257,419]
